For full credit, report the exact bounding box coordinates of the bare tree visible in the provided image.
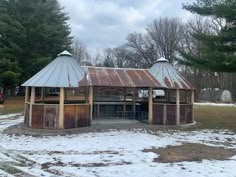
[126,32,157,68]
[72,38,91,65]
[147,17,184,63]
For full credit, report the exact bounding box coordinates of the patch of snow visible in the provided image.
[0,169,14,177]
[0,153,14,162]
[195,102,236,107]
[0,114,236,177]
[0,113,22,120]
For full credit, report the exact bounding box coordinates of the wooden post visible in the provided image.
[132,88,136,113]
[176,89,180,125]
[123,88,126,112]
[59,87,65,129]
[29,87,35,128]
[191,90,194,104]
[163,104,167,125]
[148,87,153,124]
[191,90,195,122]
[24,87,29,125]
[25,87,29,104]
[89,86,93,121]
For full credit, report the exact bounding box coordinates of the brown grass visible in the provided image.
[144,143,236,163]
[194,105,236,131]
[0,96,24,114]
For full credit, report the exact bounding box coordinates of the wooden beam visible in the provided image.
[123,88,126,112]
[24,87,29,125]
[176,89,180,125]
[191,90,194,104]
[29,87,35,128]
[163,104,167,125]
[25,87,29,103]
[148,87,153,124]
[132,88,136,113]
[89,86,93,121]
[191,90,195,122]
[59,87,65,129]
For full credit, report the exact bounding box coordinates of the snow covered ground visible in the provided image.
[0,114,236,177]
[195,102,236,107]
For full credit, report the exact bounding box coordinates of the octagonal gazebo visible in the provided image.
[22,52,195,130]
[22,51,91,129]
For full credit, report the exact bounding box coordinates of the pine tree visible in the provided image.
[0,0,72,84]
[181,0,236,72]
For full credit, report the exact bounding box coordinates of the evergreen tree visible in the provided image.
[180,0,236,72]
[0,0,72,85]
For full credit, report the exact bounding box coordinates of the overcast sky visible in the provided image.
[59,0,196,50]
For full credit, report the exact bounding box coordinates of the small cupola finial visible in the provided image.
[155,57,169,63]
[58,50,72,57]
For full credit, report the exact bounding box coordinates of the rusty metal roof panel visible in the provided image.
[81,67,162,88]
[148,58,194,89]
[106,69,124,87]
[116,69,134,87]
[80,61,193,89]
[22,51,84,88]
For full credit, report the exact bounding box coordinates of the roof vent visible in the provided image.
[155,57,169,63]
[58,50,72,57]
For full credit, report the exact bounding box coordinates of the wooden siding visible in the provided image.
[29,104,90,129]
[152,103,193,125]
[24,103,30,127]
[64,104,90,129]
[31,105,44,128]
[153,104,164,124]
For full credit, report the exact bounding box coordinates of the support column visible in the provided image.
[132,88,136,113]
[24,87,29,124]
[123,88,126,112]
[89,86,93,122]
[176,89,180,125]
[25,87,29,103]
[191,90,195,122]
[148,87,153,124]
[29,87,35,128]
[163,104,167,125]
[59,87,65,129]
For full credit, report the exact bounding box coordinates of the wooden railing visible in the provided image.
[152,103,193,125]
[25,103,90,129]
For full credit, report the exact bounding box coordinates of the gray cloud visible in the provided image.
[59,0,195,49]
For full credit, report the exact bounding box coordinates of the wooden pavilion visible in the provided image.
[22,51,195,129]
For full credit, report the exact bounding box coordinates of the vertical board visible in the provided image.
[77,105,90,127]
[64,105,76,129]
[186,104,193,123]
[152,104,164,124]
[24,103,30,127]
[32,105,44,128]
[166,105,176,125]
[180,105,186,124]
[44,105,58,129]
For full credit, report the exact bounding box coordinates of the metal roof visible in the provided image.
[148,58,194,89]
[79,63,194,89]
[22,51,84,88]
[79,67,162,88]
